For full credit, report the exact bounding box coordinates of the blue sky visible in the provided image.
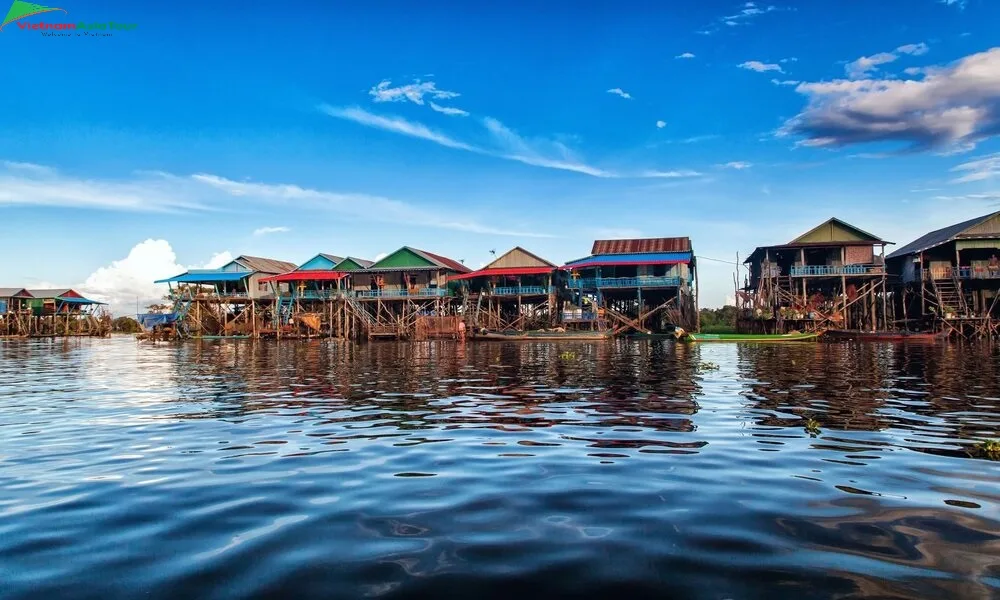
[2,0,999,312]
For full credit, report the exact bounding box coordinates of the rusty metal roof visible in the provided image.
[235,255,298,274]
[591,237,691,255]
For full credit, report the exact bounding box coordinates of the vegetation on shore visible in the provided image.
[699,306,737,334]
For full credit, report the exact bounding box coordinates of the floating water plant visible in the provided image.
[804,417,821,436]
[970,439,1000,461]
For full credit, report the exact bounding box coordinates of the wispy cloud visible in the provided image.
[319,104,475,151]
[723,2,778,26]
[933,192,1000,202]
[770,79,800,86]
[321,105,699,180]
[950,153,1000,183]
[369,79,459,105]
[675,52,695,59]
[721,161,752,169]
[640,169,703,178]
[845,42,929,79]
[429,102,469,117]
[2,160,54,174]
[253,226,290,236]
[940,0,966,9]
[656,120,667,129]
[781,48,1000,152]
[739,60,783,73]
[607,87,633,99]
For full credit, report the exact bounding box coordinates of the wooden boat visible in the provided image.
[472,330,611,341]
[824,329,947,342]
[676,329,823,343]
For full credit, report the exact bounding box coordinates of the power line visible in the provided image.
[695,255,741,265]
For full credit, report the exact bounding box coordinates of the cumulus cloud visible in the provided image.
[656,120,667,128]
[675,52,695,59]
[253,226,290,236]
[739,60,783,73]
[79,240,232,315]
[845,42,929,79]
[607,87,633,99]
[950,153,1000,183]
[780,47,1000,152]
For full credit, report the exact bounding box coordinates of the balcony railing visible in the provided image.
[280,290,346,300]
[923,266,1000,280]
[568,276,682,289]
[355,288,450,298]
[789,265,884,276]
[491,286,553,296]
[562,311,599,322]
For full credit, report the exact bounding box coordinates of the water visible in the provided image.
[1,337,998,599]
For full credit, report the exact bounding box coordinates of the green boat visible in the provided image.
[675,329,823,343]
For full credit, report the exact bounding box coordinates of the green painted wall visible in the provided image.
[335,258,367,271]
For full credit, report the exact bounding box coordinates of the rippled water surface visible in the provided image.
[1,337,999,599]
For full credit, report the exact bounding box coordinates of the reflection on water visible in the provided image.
[0,337,998,599]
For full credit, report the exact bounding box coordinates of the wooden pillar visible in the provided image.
[919,252,926,317]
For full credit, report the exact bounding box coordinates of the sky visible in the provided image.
[2,0,1000,314]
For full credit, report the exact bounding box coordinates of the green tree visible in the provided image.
[112,316,142,333]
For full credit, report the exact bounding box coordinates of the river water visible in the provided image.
[0,337,998,599]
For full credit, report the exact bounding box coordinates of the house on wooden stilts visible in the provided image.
[448,247,558,335]
[885,211,1000,339]
[738,218,892,334]
[563,237,698,335]
[347,247,471,339]
[26,288,109,337]
[154,255,296,337]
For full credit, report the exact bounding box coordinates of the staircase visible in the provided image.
[345,296,378,337]
[932,276,968,316]
[170,289,195,337]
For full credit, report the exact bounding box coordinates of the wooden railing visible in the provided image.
[789,265,884,276]
[490,286,554,296]
[922,266,1000,280]
[568,276,683,289]
[355,288,450,298]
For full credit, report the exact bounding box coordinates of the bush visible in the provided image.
[112,316,141,333]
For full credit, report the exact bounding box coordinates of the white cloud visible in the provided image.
[845,42,929,79]
[201,251,234,269]
[656,120,667,128]
[0,164,209,213]
[940,0,966,8]
[771,79,800,86]
[369,79,459,105]
[933,192,1000,202]
[78,239,232,316]
[607,87,633,99]
[950,153,1000,183]
[780,57,798,63]
[192,173,553,237]
[321,105,700,180]
[739,60,783,73]
[640,169,703,178]
[675,52,695,59]
[319,105,476,151]
[429,102,469,117]
[721,161,752,169]
[722,3,777,26]
[373,252,388,262]
[253,226,290,236]
[781,48,1000,152]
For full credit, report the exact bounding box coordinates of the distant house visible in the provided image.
[740,218,892,332]
[352,247,471,298]
[26,289,105,315]
[156,255,297,299]
[0,288,33,315]
[260,253,374,299]
[563,237,697,332]
[886,211,1000,324]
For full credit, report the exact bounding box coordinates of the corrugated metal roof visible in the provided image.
[592,237,691,255]
[27,288,73,299]
[318,253,345,264]
[412,248,472,273]
[0,288,33,298]
[340,256,374,268]
[154,272,250,284]
[886,211,1000,260]
[235,255,297,274]
[565,252,693,268]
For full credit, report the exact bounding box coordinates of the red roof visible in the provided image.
[448,266,555,280]
[592,237,691,254]
[419,249,472,273]
[260,271,347,283]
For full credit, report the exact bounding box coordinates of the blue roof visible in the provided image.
[565,251,692,267]
[58,297,105,305]
[155,271,251,284]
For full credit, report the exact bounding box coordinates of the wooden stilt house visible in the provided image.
[738,218,891,333]
[448,247,558,333]
[886,210,1000,338]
